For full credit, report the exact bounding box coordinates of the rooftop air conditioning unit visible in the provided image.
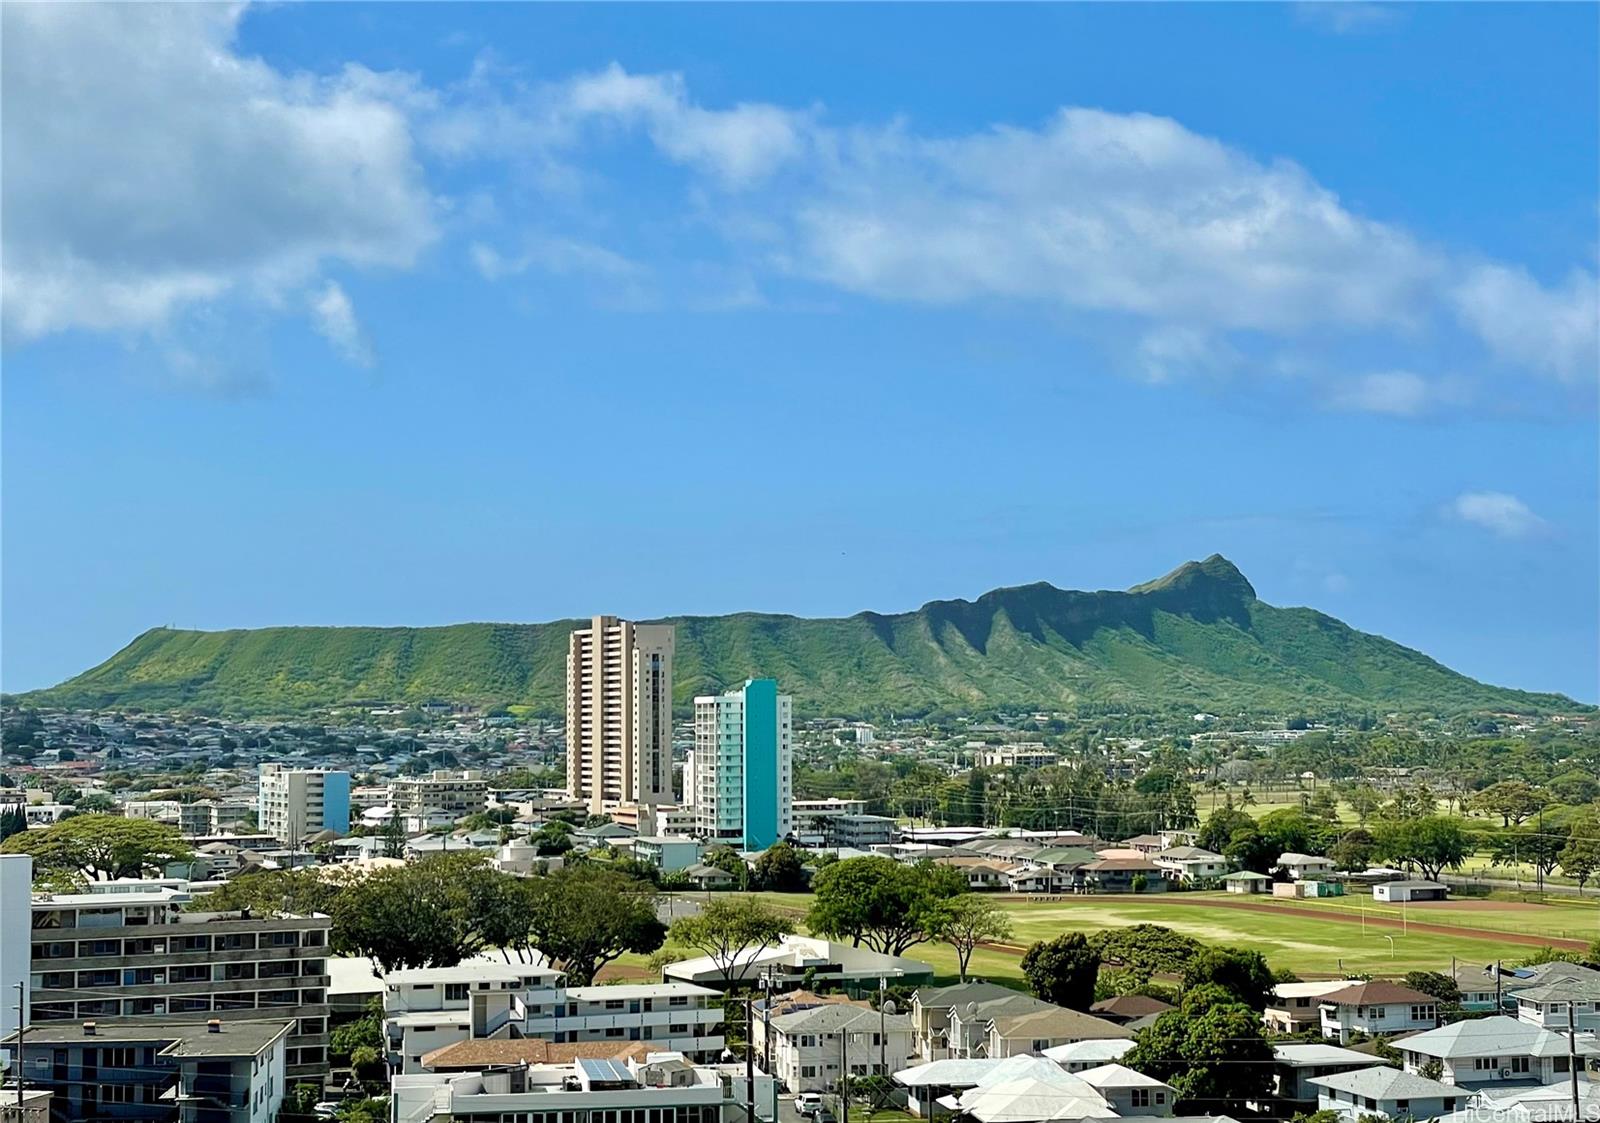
[1498,1068,1512,1079]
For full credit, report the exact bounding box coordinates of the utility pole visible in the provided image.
[12,979,24,1113]
[761,968,775,1077]
[838,1029,849,1123]
[745,992,756,1123]
[1567,1000,1580,1123]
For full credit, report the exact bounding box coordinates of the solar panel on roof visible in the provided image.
[578,1058,636,1086]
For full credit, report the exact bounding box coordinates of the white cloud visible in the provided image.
[1448,491,1548,539]
[1294,3,1402,35]
[469,236,646,282]
[1324,371,1436,416]
[1452,264,1599,384]
[309,282,373,368]
[563,64,807,187]
[1,3,435,342]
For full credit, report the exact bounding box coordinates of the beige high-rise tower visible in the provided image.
[565,615,675,814]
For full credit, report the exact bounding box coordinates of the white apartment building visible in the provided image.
[3,1017,292,1123]
[567,616,675,814]
[27,884,331,1081]
[691,679,792,850]
[1,855,31,1071]
[388,770,488,820]
[257,765,351,844]
[383,961,725,1074]
[976,745,1059,770]
[392,1053,748,1123]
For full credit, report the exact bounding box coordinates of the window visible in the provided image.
[1475,1058,1496,1071]
[1154,1093,1165,1105]
[1555,1057,1570,1074]
[1131,1090,1151,1108]
[1510,1057,1530,1074]
[802,1066,817,1079]
[446,983,470,1002]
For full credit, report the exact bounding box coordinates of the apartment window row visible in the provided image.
[31,988,326,1021]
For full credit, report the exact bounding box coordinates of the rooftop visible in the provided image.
[1320,980,1436,1006]
[1308,1065,1460,1100]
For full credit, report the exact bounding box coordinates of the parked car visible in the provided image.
[794,1094,824,1115]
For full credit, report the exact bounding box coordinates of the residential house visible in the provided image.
[683,864,737,891]
[1318,981,1439,1044]
[1077,1064,1176,1117]
[1041,1038,1136,1072]
[1152,847,1228,884]
[1266,981,1363,1036]
[893,1057,1009,1118]
[1268,1042,1384,1111]
[984,1007,1129,1058]
[943,1056,1113,1123]
[909,982,1019,1063]
[1452,964,1509,1013]
[1510,971,1600,1032]
[1080,858,1165,893]
[767,1002,915,1093]
[1279,853,1337,880]
[1309,1066,1464,1121]
[750,991,868,1067]
[1397,1014,1600,1088]
[944,993,1060,1060]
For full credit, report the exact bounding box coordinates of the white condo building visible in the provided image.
[566,616,675,814]
[382,961,725,1074]
[691,679,792,850]
[257,765,351,844]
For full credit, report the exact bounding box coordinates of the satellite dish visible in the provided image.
[884,1000,898,1015]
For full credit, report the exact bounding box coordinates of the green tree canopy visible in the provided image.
[668,895,792,988]
[753,842,808,892]
[1086,925,1204,981]
[1021,932,1101,1011]
[525,866,667,985]
[937,895,1014,982]
[1124,994,1275,1112]
[2,813,192,881]
[1373,815,1469,881]
[1183,946,1275,1010]
[807,856,966,955]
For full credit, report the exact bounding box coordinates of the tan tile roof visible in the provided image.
[420,1037,657,1070]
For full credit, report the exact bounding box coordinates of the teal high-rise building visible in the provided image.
[689,678,792,849]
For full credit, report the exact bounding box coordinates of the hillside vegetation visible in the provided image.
[19,556,1580,718]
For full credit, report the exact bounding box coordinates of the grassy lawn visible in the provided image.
[654,889,1596,983]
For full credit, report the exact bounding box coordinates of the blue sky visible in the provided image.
[3,2,1597,702]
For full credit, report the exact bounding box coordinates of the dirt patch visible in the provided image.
[595,962,658,983]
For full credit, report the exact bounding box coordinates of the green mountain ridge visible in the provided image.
[16,556,1582,718]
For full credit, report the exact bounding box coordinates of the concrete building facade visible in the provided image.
[26,885,331,1081]
[567,617,675,814]
[256,765,350,845]
[691,679,792,850]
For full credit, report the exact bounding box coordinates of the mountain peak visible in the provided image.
[1129,554,1256,601]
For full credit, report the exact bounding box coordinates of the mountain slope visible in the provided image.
[17,556,1580,717]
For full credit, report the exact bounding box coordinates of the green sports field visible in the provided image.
[653,889,1598,985]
